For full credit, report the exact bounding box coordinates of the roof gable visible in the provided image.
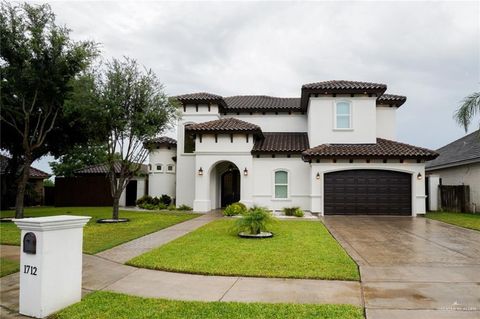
[426,130,480,169]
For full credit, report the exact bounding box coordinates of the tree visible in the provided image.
[97,57,177,220]
[0,2,97,218]
[454,92,480,132]
[49,144,110,177]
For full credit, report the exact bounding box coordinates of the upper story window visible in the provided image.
[156,163,163,171]
[166,164,175,173]
[184,125,195,153]
[274,170,288,199]
[335,101,352,129]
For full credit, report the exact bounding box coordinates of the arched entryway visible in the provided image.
[209,161,241,208]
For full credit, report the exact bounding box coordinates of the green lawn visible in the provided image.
[52,291,364,319]
[0,207,199,254]
[128,219,359,281]
[426,212,480,231]
[0,257,19,277]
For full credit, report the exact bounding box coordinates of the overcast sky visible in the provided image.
[32,0,479,174]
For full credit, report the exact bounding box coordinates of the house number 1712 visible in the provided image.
[23,265,37,276]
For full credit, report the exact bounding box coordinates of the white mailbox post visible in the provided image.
[13,215,91,318]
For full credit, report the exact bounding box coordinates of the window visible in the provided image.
[184,125,195,153]
[166,164,175,173]
[274,170,288,199]
[156,164,163,172]
[335,101,352,129]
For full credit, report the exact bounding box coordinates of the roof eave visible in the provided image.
[426,157,480,171]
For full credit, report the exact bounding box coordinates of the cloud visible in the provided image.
[32,1,479,173]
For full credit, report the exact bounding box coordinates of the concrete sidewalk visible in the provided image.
[96,212,221,263]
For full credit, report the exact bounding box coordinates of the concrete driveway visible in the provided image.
[323,216,480,319]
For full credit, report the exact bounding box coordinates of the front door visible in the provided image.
[125,180,138,206]
[221,169,240,207]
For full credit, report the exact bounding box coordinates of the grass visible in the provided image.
[426,211,480,231]
[0,257,19,277]
[52,291,364,319]
[128,219,359,281]
[0,207,199,254]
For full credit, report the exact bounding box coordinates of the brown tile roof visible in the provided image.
[252,132,309,154]
[176,81,405,112]
[377,94,407,107]
[29,167,51,179]
[0,155,50,179]
[301,80,388,110]
[302,138,438,161]
[175,92,223,101]
[185,117,263,136]
[224,96,301,112]
[144,136,177,148]
[75,162,148,175]
[302,80,387,93]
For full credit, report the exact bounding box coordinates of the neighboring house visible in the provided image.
[426,130,480,212]
[0,155,50,209]
[149,80,438,215]
[54,162,147,207]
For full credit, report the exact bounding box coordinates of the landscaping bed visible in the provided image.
[52,291,364,319]
[426,211,480,231]
[128,219,359,281]
[0,207,199,254]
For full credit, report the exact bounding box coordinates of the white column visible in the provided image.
[428,174,440,211]
[13,215,90,318]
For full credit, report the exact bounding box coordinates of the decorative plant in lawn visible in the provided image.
[235,206,276,238]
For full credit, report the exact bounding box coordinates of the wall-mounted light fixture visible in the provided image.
[198,167,203,176]
[244,167,248,176]
[417,173,422,180]
[316,172,321,180]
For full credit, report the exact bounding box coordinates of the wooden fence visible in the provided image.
[55,176,113,207]
[439,185,470,212]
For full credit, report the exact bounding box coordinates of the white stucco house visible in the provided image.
[148,80,438,215]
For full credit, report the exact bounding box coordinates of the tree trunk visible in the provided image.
[112,193,120,220]
[15,156,32,219]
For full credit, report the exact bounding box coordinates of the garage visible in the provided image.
[324,169,412,215]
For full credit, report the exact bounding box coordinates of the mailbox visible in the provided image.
[13,215,91,318]
[23,232,36,254]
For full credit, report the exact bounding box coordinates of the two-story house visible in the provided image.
[148,80,438,215]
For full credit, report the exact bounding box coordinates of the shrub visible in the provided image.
[223,202,248,216]
[160,194,172,206]
[177,204,193,211]
[293,208,304,217]
[283,207,304,217]
[235,206,275,235]
[136,195,153,206]
[167,204,176,211]
[151,197,161,205]
[157,203,168,210]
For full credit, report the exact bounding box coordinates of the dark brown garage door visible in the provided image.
[324,170,411,215]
